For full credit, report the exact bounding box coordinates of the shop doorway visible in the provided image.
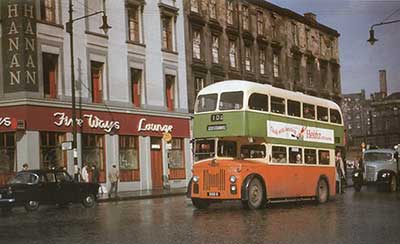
[150,137,163,189]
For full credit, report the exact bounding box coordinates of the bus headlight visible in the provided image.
[193,176,199,183]
[229,175,237,183]
[354,172,359,177]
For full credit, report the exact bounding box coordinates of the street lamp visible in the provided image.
[367,19,400,45]
[66,0,111,167]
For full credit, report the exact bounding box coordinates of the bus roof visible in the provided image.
[198,80,341,111]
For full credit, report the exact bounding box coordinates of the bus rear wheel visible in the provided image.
[243,178,265,210]
[316,179,329,204]
[191,198,210,209]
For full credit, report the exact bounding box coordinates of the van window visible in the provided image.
[303,103,315,120]
[271,96,285,114]
[317,106,329,122]
[288,100,301,117]
[219,91,243,110]
[249,93,268,111]
[330,109,342,124]
[195,94,218,112]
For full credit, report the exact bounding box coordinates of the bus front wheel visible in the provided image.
[315,179,329,204]
[243,178,265,210]
[191,198,210,209]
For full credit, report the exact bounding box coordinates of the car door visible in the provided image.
[54,171,78,203]
[45,172,59,203]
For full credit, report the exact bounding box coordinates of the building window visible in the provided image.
[195,76,205,97]
[0,133,16,173]
[319,33,323,55]
[42,53,58,99]
[245,46,252,72]
[293,55,301,83]
[119,135,139,182]
[273,52,280,78]
[242,5,249,30]
[229,40,237,68]
[82,134,105,182]
[128,5,141,43]
[166,75,175,111]
[40,0,56,23]
[307,59,314,86]
[191,0,200,13]
[162,15,173,51]
[91,61,104,103]
[257,11,264,36]
[271,14,277,39]
[320,63,328,88]
[192,30,202,60]
[209,0,217,19]
[305,28,310,49]
[131,68,141,107]
[87,0,104,34]
[332,66,339,89]
[259,48,266,75]
[292,23,299,46]
[211,35,219,63]
[40,132,65,169]
[227,0,234,25]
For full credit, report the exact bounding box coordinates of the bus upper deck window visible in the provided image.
[288,100,300,117]
[195,94,218,112]
[303,103,315,120]
[249,93,268,111]
[271,96,285,114]
[317,106,329,122]
[219,91,243,111]
[330,109,342,124]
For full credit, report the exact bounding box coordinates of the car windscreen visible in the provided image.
[195,94,218,113]
[364,152,392,162]
[8,172,39,185]
[195,140,215,161]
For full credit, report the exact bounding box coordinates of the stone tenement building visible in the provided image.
[184,0,341,112]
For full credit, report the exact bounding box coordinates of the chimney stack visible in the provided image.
[379,70,387,97]
[304,12,317,22]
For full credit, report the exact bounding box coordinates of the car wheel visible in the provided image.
[191,198,210,209]
[354,183,362,192]
[316,179,329,204]
[25,200,39,212]
[389,175,397,192]
[243,178,265,210]
[82,194,96,208]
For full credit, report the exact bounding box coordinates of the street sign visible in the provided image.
[163,132,172,142]
[61,141,72,151]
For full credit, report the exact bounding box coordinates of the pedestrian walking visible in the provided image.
[108,164,119,198]
[81,164,89,183]
[92,164,103,194]
[335,151,346,193]
[74,164,81,182]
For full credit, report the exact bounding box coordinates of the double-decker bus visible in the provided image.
[187,80,344,209]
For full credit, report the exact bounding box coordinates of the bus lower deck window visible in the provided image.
[272,146,287,163]
[305,149,317,164]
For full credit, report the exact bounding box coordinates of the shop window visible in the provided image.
[318,150,330,165]
[82,134,105,183]
[91,61,104,103]
[245,46,252,72]
[161,15,174,51]
[165,75,175,111]
[119,135,139,182]
[259,48,266,75]
[0,133,16,172]
[229,40,237,68]
[257,11,264,36]
[317,106,329,122]
[248,93,268,112]
[271,96,285,114]
[168,139,186,180]
[42,53,58,99]
[303,103,315,120]
[192,30,202,60]
[131,68,142,107]
[289,147,303,164]
[288,100,300,117]
[242,5,249,30]
[330,109,342,124]
[271,146,287,164]
[209,0,217,19]
[211,35,220,64]
[40,0,56,23]
[40,132,65,169]
[219,91,243,110]
[128,5,141,43]
[305,149,317,164]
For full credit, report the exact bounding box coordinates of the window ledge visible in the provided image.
[85,31,109,39]
[161,48,178,55]
[126,40,146,47]
[37,20,64,29]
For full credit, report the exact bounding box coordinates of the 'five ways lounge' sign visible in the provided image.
[267,120,334,144]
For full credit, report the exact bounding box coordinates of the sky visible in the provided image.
[269,0,400,96]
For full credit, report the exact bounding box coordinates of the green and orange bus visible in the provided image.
[187,80,345,209]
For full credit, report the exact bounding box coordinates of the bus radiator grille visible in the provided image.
[203,169,226,191]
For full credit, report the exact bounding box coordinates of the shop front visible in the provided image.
[0,105,191,191]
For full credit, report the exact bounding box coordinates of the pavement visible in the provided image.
[97,187,187,203]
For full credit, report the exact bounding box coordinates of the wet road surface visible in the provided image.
[1,187,400,244]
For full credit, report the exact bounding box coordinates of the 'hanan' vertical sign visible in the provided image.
[1,0,38,93]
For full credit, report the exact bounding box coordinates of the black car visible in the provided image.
[0,169,99,213]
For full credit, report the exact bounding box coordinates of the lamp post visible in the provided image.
[367,19,400,45]
[66,0,111,166]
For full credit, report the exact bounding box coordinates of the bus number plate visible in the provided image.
[207,192,220,197]
[211,114,224,122]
